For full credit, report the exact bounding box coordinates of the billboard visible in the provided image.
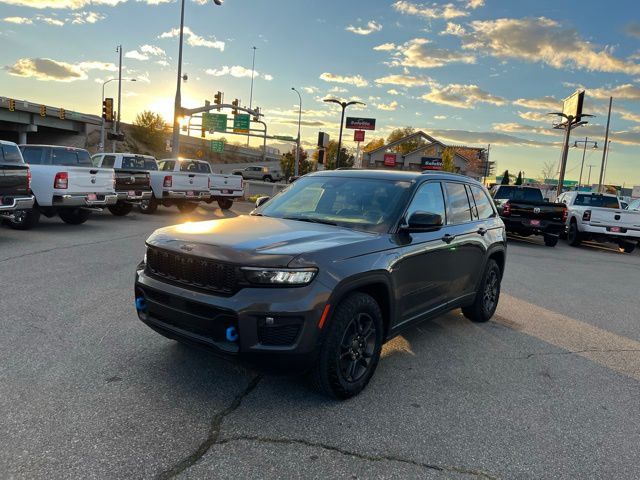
[562,90,584,123]
[421,157,443,170]
[354,130,365,142]
[345,117,376,130]
[384,153,397,167]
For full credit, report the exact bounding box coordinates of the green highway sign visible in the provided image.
[203,113,227,132]
[210,140,225,153]
[233,114,250,133]
[274,135,295,141]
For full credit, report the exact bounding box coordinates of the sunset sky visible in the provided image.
[2,0,639,185]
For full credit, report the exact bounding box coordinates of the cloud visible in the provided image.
[422,84,506,109]
[387,38,475,68]
[302,86,319,94]
[434,115,447,120]
[70,10,104,23]
[329,86,348,93]
[3,16,33,24]
[205,65,270,80]
[387,89,401,95]
[610,130,640,146]
[140,44,165,56]
[463,17,640,75]
[429,128,550,147]
[373,42,396,51]
[588,83,640,100]
[624,22,640,39]
[375,100,398,111]
[159,26,224,50]
[319,72,368,87]
[0,0,126,8]
[618,108,640,124]
[263,74,273,81]
[125,50,149,61]
[467,0,484,8]
[4,57,115,81]
[346,20,382,35]
[493,122,556,137]
[440,22,466,36]
[38,16,64,25]
[518,111,552,123]
[512,96,560,111]
[156,59,169,67]
[375,73,432,87]
[126,44,166,62]
[392,1,468,20]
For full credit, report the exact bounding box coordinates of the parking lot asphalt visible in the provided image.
[1,204,639,479]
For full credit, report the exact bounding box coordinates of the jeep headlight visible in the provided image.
[241,267,317,286]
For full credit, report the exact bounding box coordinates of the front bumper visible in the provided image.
[52,193,118,207]
[134,267,330,366]
[163,190,211,201]
[0,195,34,213]
[116,190,152,203]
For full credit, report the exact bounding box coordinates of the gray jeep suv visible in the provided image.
[134,170,506,398]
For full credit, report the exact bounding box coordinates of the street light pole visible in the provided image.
[100,77,136,153]
[113,44,123,153]
[247,46,257,147]
[324,98,365,169]
[172,0,223,157]
[587,164,596,186]
[292,87,302,177]
[574,137,597,188]
[597,96,613,193]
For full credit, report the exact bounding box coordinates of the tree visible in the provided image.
[441,147,456,172]
[501,170,510,185]
[515,171,523,185]
[540,161,556,183]
[363,138,384,153]
[312,140,355,170]
[386,127,426,155]
[280,146,311,179]
[131,111,168,151]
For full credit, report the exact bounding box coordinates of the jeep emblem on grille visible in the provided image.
[534,207,540,214]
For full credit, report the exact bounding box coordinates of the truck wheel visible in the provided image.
[462,259,501,323]
[58,208,91,225]
[7,207,40,230]
[567,221,582,246]
[619,242,636,254]
[177,201,198,213]
[310,293,383,399]
[108,202,133,217]
[217,198,233,210]
[139,196,158,215]
[544,234,558,247]
[262,175,273,183]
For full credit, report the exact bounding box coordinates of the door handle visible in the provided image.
[441,233,456,244]
[477,227,488,236]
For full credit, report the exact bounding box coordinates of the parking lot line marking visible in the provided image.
[496,294,640,381]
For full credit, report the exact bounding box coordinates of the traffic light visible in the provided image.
[8,99,16,112]
[214,91,223,105]
[58,108,65,120]
[102,98,114,122]
[232,99,239,115]
[201,124,206,138]
[252,107,260,122]
[39,105,46,117]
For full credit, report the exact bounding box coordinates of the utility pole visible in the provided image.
[602,140,612,185]
[597,96,613,193]
[247,46,257,147]
[574,137,597,188]
[292,87,302,177]
[586,164,596,187]
[113,45,122,153]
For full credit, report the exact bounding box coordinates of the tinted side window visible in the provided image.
[405,182,446,223]
[52,149,78,166]
[77,150,92,166]
[470,185,496,219]
[180,161,197,172]
[159,161,174,171]
[21,147,48,165]
[444,182,473,224]
[102,155,116,168]
[1,144,23,163]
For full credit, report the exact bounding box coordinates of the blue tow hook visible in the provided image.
[226,326,239,342]
[135,296,147,312]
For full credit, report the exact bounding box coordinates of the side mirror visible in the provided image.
[403,211,443,231]
[255,196,270,208]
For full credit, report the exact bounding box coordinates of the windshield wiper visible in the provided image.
[282,216,338,226]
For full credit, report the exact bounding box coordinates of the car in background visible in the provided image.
[134,170,506,398]
[491,185,567,247]
[12,145,116,229]
[627,198,640,211]
[558,191,640,253]
[195,161,243,210]
[0,140,34,223]
[140,158,210,214]
[232,165,283,183]
[91,153,153,216]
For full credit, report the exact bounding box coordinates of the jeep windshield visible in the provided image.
[258,175,412,233]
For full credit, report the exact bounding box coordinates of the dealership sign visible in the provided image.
[346,117,376,130]
[354,130,365,142]
[421,157,443,170]
[384,153,397,167]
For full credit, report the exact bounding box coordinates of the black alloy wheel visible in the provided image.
[338,312,377,383]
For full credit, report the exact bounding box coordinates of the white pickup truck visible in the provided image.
[140,158,211,214]
[559,191,640,253]
[200,162,243,210]
[9,145,116,229]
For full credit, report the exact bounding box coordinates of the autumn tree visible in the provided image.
[386,127,426,155]
[441,147,456,172]
[280,146,311,179]
[363,138,384,153]
[131,111,168,151]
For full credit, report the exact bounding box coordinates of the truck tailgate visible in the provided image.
[173,173,209,191]
[114,169,150,191]
[210,174,243,195]
[590,208,640,230]
[66,167,114,193]
[0,164,30,197]
[506,201,565,222]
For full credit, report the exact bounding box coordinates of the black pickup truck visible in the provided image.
[0,140,34,221]
[491,185,567,247]
[92,153,153,216]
